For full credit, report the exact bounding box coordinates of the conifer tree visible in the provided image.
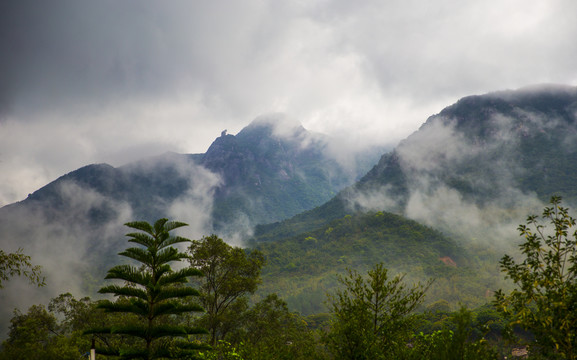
[85,218,207,359]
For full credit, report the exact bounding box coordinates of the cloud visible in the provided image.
[166,160,222,240]
[347,93,577,249]
[2,0,576,205]
[0,152,225,337]
[0,180,133,337]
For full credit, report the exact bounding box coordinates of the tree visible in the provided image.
[187,235,265,345]
[407,307,499,360]
[0,305,64,360]
[0,248,45,288]
[0,293,152,360]
[325,263,432,359]
[230,293,321,360]
[494,196,577,359]
[85,218,208,359]
[0,294,113,360]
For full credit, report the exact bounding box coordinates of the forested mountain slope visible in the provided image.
[253,210,503,314]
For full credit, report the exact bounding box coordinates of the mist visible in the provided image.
[349,88,577,252]
[0,154,223,338]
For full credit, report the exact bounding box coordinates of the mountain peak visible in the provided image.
[238,113,306,140]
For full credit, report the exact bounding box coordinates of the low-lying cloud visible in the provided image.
[0,154,223,338]
[349,91,577,250]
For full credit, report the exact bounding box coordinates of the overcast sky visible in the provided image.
[1,0,576,206]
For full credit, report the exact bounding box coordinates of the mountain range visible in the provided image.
[2,84,577,325]
[0,113,384,329]
[253,84,577,244]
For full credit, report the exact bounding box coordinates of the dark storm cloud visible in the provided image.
[3,1,577,115]
[1,1,200,115]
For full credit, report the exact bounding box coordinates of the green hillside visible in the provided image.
[252,210,505,315]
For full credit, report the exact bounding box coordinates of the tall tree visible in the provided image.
[0,248,45,288]
[325,263,431,359]
[187,235,265,345]
[86,218,207,359]
[494,196,577,359]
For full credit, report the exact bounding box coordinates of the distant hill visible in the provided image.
[357,84,577,205]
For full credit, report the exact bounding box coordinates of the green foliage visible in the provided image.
[494,196,577,359]
[0,293,125,360]
[254,211,497,315]
[197,340,245,360]
[407,307,500,360]
[0,248,45,288]
[324,263,431,359]
[227,293,323,360]
[188,235,266,345]
[87,218,207,359]
[0,305,65,360]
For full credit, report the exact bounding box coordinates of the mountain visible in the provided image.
[252,84,577,243]
[0,115,384,332]
[1,115,382,239]
[199,116,381,232]
[357,84,577,205]
[247,84,577,314]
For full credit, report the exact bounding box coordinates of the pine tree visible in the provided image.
[85,218,208,359]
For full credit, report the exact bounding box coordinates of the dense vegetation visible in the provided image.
[1,197,576,359]
[252,210,505,314]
